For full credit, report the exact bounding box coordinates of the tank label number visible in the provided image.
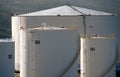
[35,40,40,44]
[90,47,95,51]
[8,54,12,59]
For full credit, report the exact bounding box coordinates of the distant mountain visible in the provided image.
[0,5,12,38]
[0,0,120,14]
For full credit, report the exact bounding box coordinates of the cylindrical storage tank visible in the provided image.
[12,15,120,72]
[0,39,14,77]
[11,17,21,71]
[80,36,117,77]
[11,16,84,71]
[20,27,80,77]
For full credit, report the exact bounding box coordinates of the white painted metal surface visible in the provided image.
[85,16,119,36]
[12,17,21,71]
[20,27,79,77]
[81,36,116,77]
[0,40,14,77]
[85,16,120,62]
[11,6,120,72]
[12,16,84,71]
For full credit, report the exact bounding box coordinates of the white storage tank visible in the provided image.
[81,36,117,77]
[20,27,80,77]
[12,17,20,71]
[12,5,116,70]
[12,13,84,71]
[0,39,14,77]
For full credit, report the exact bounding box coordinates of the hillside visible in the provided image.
[0,0,120,14]
[0,5,12,38]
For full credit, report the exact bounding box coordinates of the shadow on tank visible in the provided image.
[116,63,120,77]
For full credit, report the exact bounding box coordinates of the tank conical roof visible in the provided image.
[19,5,112,16]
